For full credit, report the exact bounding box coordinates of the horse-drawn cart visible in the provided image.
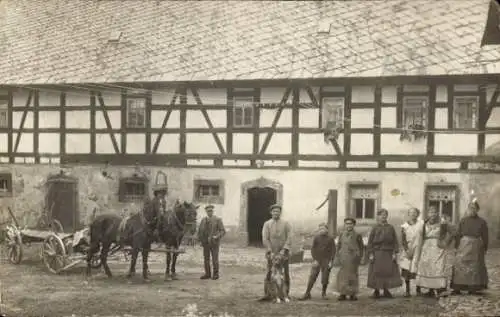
[4,207,101,274]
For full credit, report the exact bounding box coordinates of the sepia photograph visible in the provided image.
[0,0,500,316]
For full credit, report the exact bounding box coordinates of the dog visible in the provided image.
[266,253,290,303]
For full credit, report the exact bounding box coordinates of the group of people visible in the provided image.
[195,199,489,301]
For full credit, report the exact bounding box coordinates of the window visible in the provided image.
[0,101,7,128]
[0,173,12,197]
[402,97,427,128]
[126,98,146,128]
[233,97,254,127]
[348,184,379,220]
[118,176,148,202]
[193,179,224,204]
[453,97,478,129]
[425,185,458,222]
[321,97,344,129]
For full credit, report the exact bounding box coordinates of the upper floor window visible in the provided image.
[118,176,148,202]
[453,96,478,129]
[193,179,224,204]
[425,185,458,223]
[348,183,379,220]
[126,98,146,128]
[0,173,12,197]
[0,101,7,128]
[402,97,427,128]
[321,97,344,129]
[233,97,254,128]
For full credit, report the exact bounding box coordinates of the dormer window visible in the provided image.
[481,0,500,46]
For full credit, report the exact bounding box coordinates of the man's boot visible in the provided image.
[321,284,328,299]
[299,277,315,300]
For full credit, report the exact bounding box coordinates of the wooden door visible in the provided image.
[46,176,79,232]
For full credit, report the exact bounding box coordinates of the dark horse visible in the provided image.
[85,194,163,281]
[158,200,199,280]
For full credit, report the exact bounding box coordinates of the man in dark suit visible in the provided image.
[198,204,226,280]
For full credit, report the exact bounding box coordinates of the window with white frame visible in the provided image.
[233,97,254,127]
[402,97,427,128]
[348,184,379,220]
[453,96,478,129]
[321,97,344,129]
[426,185,458,222]
[126,98,146,128]
[0,102,7,128]
[193,179,224,204]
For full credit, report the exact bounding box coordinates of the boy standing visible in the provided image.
[299,223,336,300]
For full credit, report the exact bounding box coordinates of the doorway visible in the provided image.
[247,187,277,246]
[46,175,79,232]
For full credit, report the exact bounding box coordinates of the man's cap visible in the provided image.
[318,222,328,229]
[269,204,282,211]
[205,204,215,211]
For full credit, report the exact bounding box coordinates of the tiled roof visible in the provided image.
[0,0,499,84]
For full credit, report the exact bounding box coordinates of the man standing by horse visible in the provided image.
[260,204,293,302]
[198,205,226,280]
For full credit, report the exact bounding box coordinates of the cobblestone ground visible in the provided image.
[0,244,499,316]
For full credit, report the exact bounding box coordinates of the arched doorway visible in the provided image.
[247,187,277,246]
[240,177,283,247]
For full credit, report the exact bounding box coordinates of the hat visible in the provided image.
[205,204,215,211]
[269,204,282,211]
[318,222,328,229]
[470,198,480,211]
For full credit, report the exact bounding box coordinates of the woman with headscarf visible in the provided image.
[450,199,489,295]
[400,207,424,297]
[366,208,402,299]
[414,205,453,298]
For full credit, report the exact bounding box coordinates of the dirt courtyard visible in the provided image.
[0,243,489,317]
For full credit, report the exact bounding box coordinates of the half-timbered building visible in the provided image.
[2,0,500,245]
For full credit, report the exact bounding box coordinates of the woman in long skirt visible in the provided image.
[415,206,452,298]
[366,208,402,298]
[400,207,424,297]
[451,199,489,295]
[335,218,364,301]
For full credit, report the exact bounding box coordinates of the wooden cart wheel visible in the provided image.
[42,233,67,274]
[50,219,64,233]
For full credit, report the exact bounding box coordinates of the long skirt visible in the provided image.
[367,250,402,290]
[400,248,418,280]
[336,251,360,295]
[415,239,447,289]
[451,236,488,291]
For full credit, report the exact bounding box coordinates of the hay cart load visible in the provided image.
[4,207,101,274]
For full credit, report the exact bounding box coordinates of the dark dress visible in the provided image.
[450,214,489,292]
[366,223,403,290]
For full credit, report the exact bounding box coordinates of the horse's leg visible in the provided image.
[171,252,179,280]
[127,247,139,278]
[141,247,150,282]
[101,241,113,278]
[86,240,100,277]
[165,251,172,281]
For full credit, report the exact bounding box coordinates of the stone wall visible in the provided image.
[2,163,500,248]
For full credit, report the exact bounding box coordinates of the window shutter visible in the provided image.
[118,178,127,202]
